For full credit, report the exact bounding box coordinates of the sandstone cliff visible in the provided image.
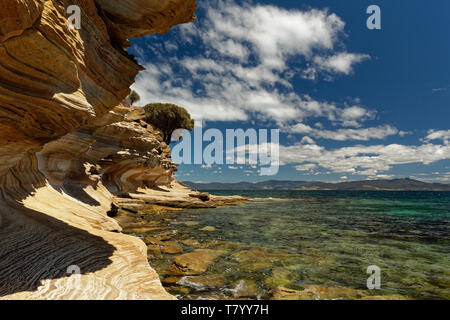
[0,0,197,300]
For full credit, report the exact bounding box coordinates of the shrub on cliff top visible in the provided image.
[144,103,194,144]
[128,90,141,105]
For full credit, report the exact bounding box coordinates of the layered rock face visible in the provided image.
[38,105,177,196]
[0,0,195,176]
[0,0,197,299]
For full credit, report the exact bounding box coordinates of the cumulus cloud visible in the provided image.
[288,124,398,141]
[315,53,370,74]
[203,2,345,68]
[300,136,315,144]
[366,174,396,180]
[425,130,450,144]
[131,0,371,126]
[279,142,450,174]
[340,106,376,127]
[295,163,318,171]
[240,140,450,176]
[410,173,450,183]
[304,53,370,80]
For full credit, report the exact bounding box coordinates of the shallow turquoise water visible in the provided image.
[147,191,450,299]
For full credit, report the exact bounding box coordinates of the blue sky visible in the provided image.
[129,0,450,183]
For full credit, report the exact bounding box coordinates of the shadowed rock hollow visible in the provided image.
[0,0,197,300]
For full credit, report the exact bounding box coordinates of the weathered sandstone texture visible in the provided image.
[0,0,197,300]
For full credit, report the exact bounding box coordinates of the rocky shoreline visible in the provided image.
[112,183,251,299]
[0,96,249,299]
[113,193,410,300]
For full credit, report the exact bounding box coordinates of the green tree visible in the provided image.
[128,90,141,105]
[144,103,194,144]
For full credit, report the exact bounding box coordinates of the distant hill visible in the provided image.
[183,178,450,191]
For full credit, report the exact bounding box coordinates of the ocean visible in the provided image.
[138,190,450,300]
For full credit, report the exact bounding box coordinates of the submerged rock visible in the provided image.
[123,226,161,234]
[181,239,203,247]
[183,221,200,226]
[162,277,183,285]
[270,285,372,300]
[359,294,410,300]
[178,275,227,290]
[144,237,183,255]
[161,241,184,254]
[270,284,410,300]
[170,286,191,296]
[169,249,223,275]
[180,239,234,249]
[147,244,163,259]
[200,226,216,232]
[154,231,178,241]
[265,267,299,289]
[232,279,260,298]
[144,236,164,246]
[270,286,315,300]
[231,248,291,272]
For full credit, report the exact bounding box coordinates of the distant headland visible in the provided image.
[183,178,450,191]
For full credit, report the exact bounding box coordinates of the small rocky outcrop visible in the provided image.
[189,192,211,202]
[115,182,247,210]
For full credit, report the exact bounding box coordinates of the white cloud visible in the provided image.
[300,136,315,144]
[204,2,345,69]
[410,174,450,183]
[313,53,370,75]
[425,130,450,144]
[132,0,371,126]
[431,87,448,93]
[241,140,450,175]
[278,142,450,174]
[366,174,396,180]
[295,163,317,171]
[288,124,398,141]
[340,105,375,127]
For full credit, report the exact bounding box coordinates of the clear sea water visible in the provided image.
[139,191,450,300]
